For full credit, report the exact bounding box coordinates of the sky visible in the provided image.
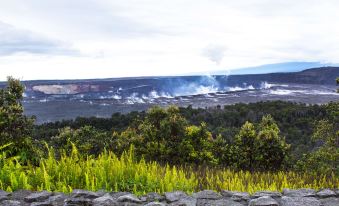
[0,0,339,80]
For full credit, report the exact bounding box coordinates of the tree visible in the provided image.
[297,120,339,175]
[138,106,188,163]
[51,126,111,156]
[233,121,257,170]
[232,115,290,171]
[0,77,35,160]
[180,123,217,165]
[254,115,290,171]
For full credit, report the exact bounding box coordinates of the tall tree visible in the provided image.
[0,77,35,160]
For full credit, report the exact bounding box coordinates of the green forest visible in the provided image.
[0,77,338,194]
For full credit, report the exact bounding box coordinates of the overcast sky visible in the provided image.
[0,0,339,80]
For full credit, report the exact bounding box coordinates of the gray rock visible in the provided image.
[282,188,316,197]
[169,196,196,206]
[141,192,165,202]
[71,189,100,199]
[221,190,250,202]
[1,200,21,206]
[117,194,142,203]
[317,189,336,198]
[197,198,244,206]
[93,193,118,206]
[320,197,339,206]
[280,196,322,206]
[0,190,10,202]
[110,192,131,200]
[64,197,93,206]
[252,191,282,198]
[11,190,33,202]
[164,191,188,202]
[48,194,68,205]
[0,190,10,197]
[249,196,279,206]
[24,191,52,203]
[144,202,167,206]
[192,190,222,200]
[30,202,53,206]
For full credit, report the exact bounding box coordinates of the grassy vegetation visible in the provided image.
[0,144,337,195]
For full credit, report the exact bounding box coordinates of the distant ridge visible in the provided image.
[225,67,339,85]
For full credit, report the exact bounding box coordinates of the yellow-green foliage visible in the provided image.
[0,145,337,195]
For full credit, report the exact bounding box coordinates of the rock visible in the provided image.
[0,195,9,202]
[197,198,244,206]
[11,190,33,202]
[48,194,68,205]
[110,192,131,200]
[71,189,100,199]
[1,200,21,206]
[0,190,10,197]
[192,190,222,200]
[64,197,93,206]
[30,202,53,206]
[141,192,165,202]
[320,197,339,206]
[0,190,10,202]
[249,196,279,206]
[252,191,282,198]
[24,191,52,203]
[93,193,118,206]
[144,202,167,206]
[117,194,142,203]
[317,189,336,198]
[280,196,322,206]
[282,188,316,197]
[164,191,188,202]
[169,196,196,206]
[221,190,250,202]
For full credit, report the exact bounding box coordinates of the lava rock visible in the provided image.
[117,194,142,203]
[192,190,222,200]
[71,189,100,199]
[64,197,93,206]
[252,191,282,198]
[164,191,188,202]
[169,196,196,206]
[249,196,279,206]
[280,196,322,206]
[197,198,244,206]
[141,192,165,202]
[144,202,167,206]
[24,191,52,203]
[1,200,21,206]
[30,202,53,206]
[93,193,118,206]
[221,190,250,202]
[317,189,336,198]
[320,197,339,206]
[282,188,316,197]
[110,192,131,200]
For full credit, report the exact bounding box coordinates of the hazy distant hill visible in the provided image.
[226,67,339,85]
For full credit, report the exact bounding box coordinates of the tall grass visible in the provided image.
[0,145,337,195]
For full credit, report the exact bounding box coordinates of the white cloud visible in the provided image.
[0,0,339,80]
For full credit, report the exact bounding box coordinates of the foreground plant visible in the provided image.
[0,145,337,195]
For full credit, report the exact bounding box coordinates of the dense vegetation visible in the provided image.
[0,77,338,194]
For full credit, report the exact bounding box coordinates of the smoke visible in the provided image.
[202,44,227,65]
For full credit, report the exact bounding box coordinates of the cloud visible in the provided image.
[0,21,78,56]
[202,45,227,65]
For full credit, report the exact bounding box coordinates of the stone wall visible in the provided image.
[0,188,338,206]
